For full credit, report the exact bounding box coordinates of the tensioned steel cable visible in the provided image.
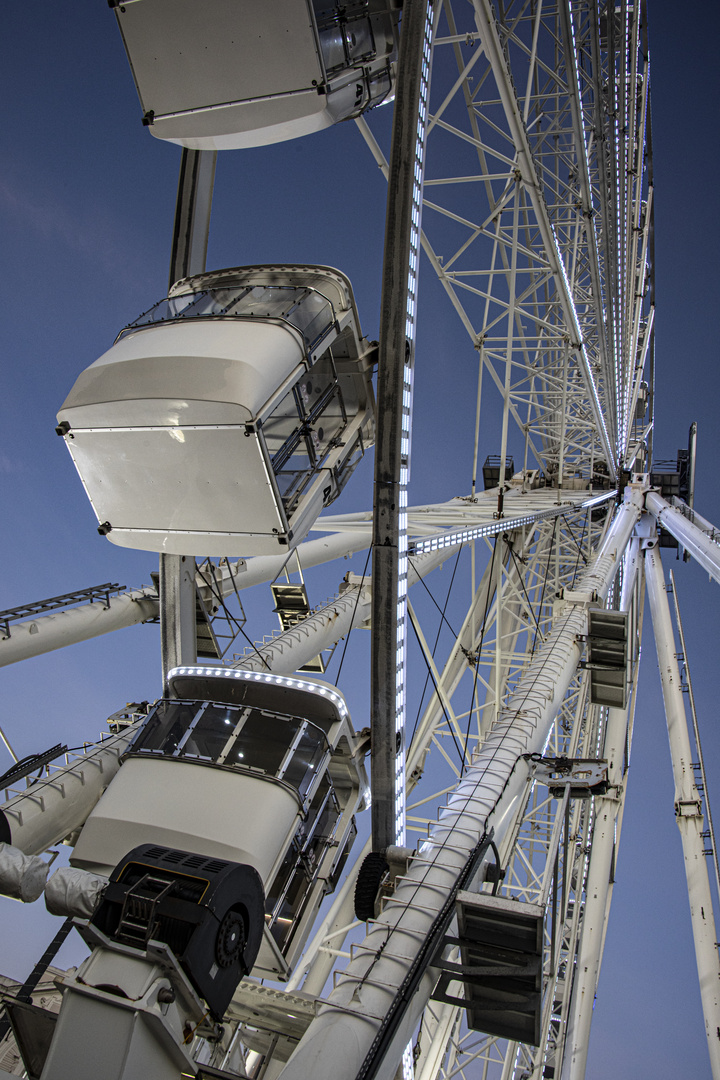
[407,612,464,764]
[408,556,461,641]
[561,512,590,569]
[531,516,559,656]
[460,537,500,776]
[334,545,373,684]
[570,509,590,589]
[408,546,464,747]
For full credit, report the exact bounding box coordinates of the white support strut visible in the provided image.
[276,490,641,1080]
[645,490,720,585]
[0,499,600,669]
[645,541,720,1078]
[0,729,137,857]
[0,590,158,668]
[235,584,372,675]
[0,531,371,669]
[562,538,643,1080]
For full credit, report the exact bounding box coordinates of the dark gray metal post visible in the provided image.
[371,1,433,851]
[0,918,74,1041]
[168,148,217,285]
[160,149,217,692]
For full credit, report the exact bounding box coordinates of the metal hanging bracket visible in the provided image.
[528,755,609,798]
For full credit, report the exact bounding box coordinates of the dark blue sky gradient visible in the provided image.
[1,2,719,1077]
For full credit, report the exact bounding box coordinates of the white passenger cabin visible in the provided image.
[112,0,399,149]
[57,265,376,556]
[71,667,368,980]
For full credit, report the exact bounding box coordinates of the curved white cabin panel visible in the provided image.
[57,265,376,556]
[112,0,398,149]
[70,757,300,882]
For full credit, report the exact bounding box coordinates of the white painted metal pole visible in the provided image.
[645,542,720,1078]
[670,498,717,539]
[563,615,640,1077]
[231,529,372,593]
[645,490,720,584]
[0,531,371,669]
[275,494,641,1080]
[0,590,158,668]
[620,535,641,611]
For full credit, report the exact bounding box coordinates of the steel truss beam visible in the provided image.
[403,0,653,490]
[274,492,641,1080]
[410,518,644,1080]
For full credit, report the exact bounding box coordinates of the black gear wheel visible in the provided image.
[354,852,390,921]
[215,909,247,969]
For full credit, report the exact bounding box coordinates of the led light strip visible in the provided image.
[550,222,613,467]
[408,490,618,555]
[167,665,348,719]
[394,0,434,861]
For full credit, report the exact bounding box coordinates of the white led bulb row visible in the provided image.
[167,665,348,719]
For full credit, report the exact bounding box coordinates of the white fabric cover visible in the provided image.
[0,842,49,903]
[45,866,108,918]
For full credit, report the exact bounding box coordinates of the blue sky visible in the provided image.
[2,2,720,1077]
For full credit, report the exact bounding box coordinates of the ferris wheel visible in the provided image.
[0,3,718,1080]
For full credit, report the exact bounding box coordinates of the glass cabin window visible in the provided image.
[265,776,342,951]
[133,700,196,755]
[262,355,349,515]
[117,285,336,354]
[314,5,377,74]
[278,726,327,797]
[129,699,328,800]
[227,709,299,776]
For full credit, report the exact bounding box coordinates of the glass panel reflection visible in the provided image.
[129,699,327,799]
[265,776,341,949]
[117,285,335,353]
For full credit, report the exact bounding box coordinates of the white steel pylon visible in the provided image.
[645,541,720,1076]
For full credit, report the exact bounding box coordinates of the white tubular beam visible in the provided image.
[0,590,158,668]
[0,729,137,856]
[563,563,643,1079]
[620,536,642,611]
[234,584,372,674]
[414,1003,462,1080]
[232,529,372,594]
[0,532,370,669]
[670,498,719,540]
[645,542,720,1078]
[276,494,641,1080]
[645,490,720,584]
